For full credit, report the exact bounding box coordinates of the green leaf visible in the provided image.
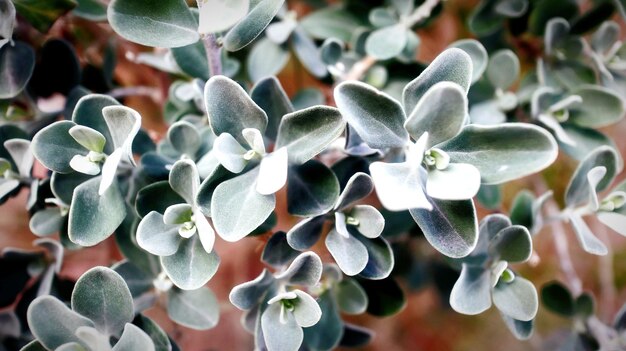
[69,126,106,154]
[565,146,618,208]
[222,0,285,51]
[102,105,141,161]
[107,0,199,48]
[68,176,126,246]
[261,300,304,351]
[365,24,407,60]
[450,264,492,315]
[488,225,532,263]
[326,228,369,276]
[205,76,268,143]
[493,277,538,321]
[13,0,77,33]
[30,208,64,237]
[229,269,275,310]
[559,124,619,164]
[112,323,155,351]
[167,287,219,330]
[358,277,406,317]
[403,48,472,115]
[569,86,625,128]
[438,123,558,184]
[276,106,345,164]
[135,181,185,218]
[409,198,478,258]
[300,6,361,43]
[71,267,133,337]
[356,235,394,280]
[161,236,220,290]
[274,252,323,287]
[450,39,488,84]
[320,38,343,65]
[575,293,595,318]
[246,37,289,83]
[0,42,35,99]
[171,41,209,80]
[198,0,249,34]
[404,81,468,147]
[292,27,327,78]
[487,49,520,90]
[568,213,608,255]
[136,211,182,256]
[262,231,300,268]
[335,81,408,149]
[287,160,339,217]
[133,316,172,351]
[250,76,294,141]
[73,0,107,21]
[303,290,343,351]
[27,296,94,350]
[32,121,85,174]
[211,167,275,242]
[335,278,368,314]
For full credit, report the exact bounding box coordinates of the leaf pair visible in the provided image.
[137,160,219,290]
[27,267,157,350]
[449,214,537,340]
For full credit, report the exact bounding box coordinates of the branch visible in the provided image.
[343,0,442,82]
[196,0,222,77]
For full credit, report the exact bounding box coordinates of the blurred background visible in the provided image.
[1,0,626,350]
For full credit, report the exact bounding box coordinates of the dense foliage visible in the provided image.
[1,0,626,350]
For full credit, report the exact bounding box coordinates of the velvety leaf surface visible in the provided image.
[403,48,472,114]
[71,267,133,337]
[108,0,199,48]
[27,296,94,350]
[167,287,219,330]
[438,124,558,184]
[450,264,492,315]
[0,42,35,99]
[287,160,339,217]
[409,198,478,258]
[69,176,126,246]
[276,106,345,164]
[335,81,408,149]
[223,0,285,51]
[161,236,220,290]
[32,121,85,174]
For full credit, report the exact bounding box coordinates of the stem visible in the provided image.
[201,33,223,77]
[343,0,441,82]
[594,221,616,321]
[108,86,161,100]
[534,177,583,295]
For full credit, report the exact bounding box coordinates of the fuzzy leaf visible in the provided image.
[257,147,288,195]
[569,86,625,128]
[250,76,294,141]
[205,76,268,143]
[69,176,126,246]
[136,211,182,256]
[569,214,608,255]
[229,269,275,310]
[261,301,303,351]
[0,42,35,99]
[32,121,85,174]
[404,81,468,147]
[365,24,407,60]
[292,27,327,78]
[198,0,249,34]
[426,163,481,200]
[211,167,275,241]
[275,252,323,287]
[107,0,199,48]
[489,225,532,263]
[336,278,368,314]
[223,0,285,51]
[161,236,220,290]
[167,287,219,330]
[486,49,520,90]
[112,323,155,351]
[276,106,345,164]
[450,264,492,315]
[410,197,478,258]
[493,277,538,322]
[369,162,431,211]
[286,215,325,250]
[451,39,488,84]
[335,81,408,149]
[71,267,133,337]
[438,123,558,184]
[287,160,339,217]
[565,146,618,208]
[326,228,368,276]
[27,296,94,350]
[403,48,472,114]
